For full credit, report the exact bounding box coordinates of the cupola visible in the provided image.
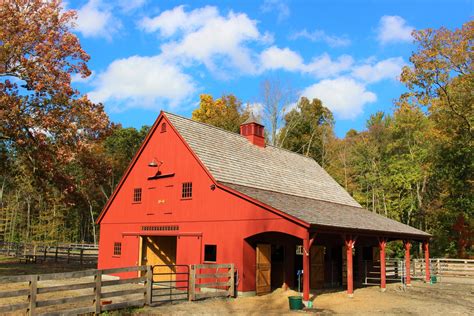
[240,112,265,147]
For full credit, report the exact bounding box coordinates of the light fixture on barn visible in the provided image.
[148,158,164,177]
[148,157,163,168]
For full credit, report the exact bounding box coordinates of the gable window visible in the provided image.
[113,242,122,256]
[204,244,217,262]
[161,123,167,133]
[133,188,142,203]
[181,182,192,199]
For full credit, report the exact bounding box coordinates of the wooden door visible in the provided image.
[142,236,177,282]
[310,245,325,289]
[256,244,271,295]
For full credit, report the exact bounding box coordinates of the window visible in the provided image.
[204,245,217,262]
[133,188,142,203]
[113,242,122,256]
[181,182,192,199]
[161,123,167,133]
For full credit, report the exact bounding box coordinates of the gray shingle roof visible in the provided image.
[166,112,360,207]
[165,112,429,238]
[222,182,430,238]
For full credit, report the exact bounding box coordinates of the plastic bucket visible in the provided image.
[430,276,437,284]
[288,296,303,310]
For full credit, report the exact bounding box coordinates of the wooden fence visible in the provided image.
[0,265,151,315]
[189,263,235,300]
[413,258,474,278]
[0,242,98,264]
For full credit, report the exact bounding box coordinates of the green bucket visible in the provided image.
[288,296,303,310]
[430,276,437,284]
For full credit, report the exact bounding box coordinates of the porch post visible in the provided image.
[345,235,355,297]
[303,237,310,301]
[378,238,386,292]
[404,240,411,286]
[423,241,430,282]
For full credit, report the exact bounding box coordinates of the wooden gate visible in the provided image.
[256,244,271,295]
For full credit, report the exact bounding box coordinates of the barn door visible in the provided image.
[142,236,177,282]
[256,244,271,295]
[310,245,325,289]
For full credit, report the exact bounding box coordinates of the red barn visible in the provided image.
[97,111,431,301]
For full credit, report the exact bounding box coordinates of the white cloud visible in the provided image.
[302,77,377,119]
[352,57,405,83]
[88,55,196,111]
[75,0,121,40]
[261,0,290,21]
[246,102,264,118]
[260,46,304,72]
[150,8,266,75]
[377,15,413,44]
[290,29,351,47]
[71,71,95,84]
[305,54,354,78]
[118,0,147,12]
[139,5,219,37]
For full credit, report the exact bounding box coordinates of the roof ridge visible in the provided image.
[220,181,363,209]
[164,111,317,162]
[163,111,247,139]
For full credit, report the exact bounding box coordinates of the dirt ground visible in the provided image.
[1,257,472,315]
[0,255,96,276]
[138,281,474,315]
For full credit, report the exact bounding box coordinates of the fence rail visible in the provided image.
[0,263,236,315]
[189,263,235,300]
[0,241,98,264]
[413,258,474,278]
[0,265,151,315]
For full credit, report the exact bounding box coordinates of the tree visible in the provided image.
[280,97,334,166]
[259,78,296,147]
[0,0,111,244]
[400,20,473,257]
[0,0,111,187]
[192,94,249,133]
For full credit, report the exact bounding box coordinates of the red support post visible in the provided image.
[404,240,412,286]
[423,241,431,282]
[345,235,355,297]
[379,238,387,292]
[303,237,310,301]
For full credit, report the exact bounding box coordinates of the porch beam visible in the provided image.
[404,240,412,286]
[423,241,431,282]
[344,235,356,297]
[302,237,310,301]
[378,238,387,292]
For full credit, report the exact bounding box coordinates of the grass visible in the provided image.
[0,254,96,276]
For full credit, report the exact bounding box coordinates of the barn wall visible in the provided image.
[98,114,307,292]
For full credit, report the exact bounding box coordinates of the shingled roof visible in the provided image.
[223,183,430,238]
[165,112,430,239]
[166,112,360,207]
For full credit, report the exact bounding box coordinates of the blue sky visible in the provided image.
[69,0,473,137]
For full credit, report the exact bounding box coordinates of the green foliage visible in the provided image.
[279,97,334,166]
[192,94,249,133]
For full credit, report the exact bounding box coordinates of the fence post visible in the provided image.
[43,247,47,262]
[94,269,102,315]
[229,264,235,298]
[145,265,153,305]
[189,265,195,301]
[55,246,58,262]
[67,247,71,263]
[28,275,38,316]
[80,249,84,265]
